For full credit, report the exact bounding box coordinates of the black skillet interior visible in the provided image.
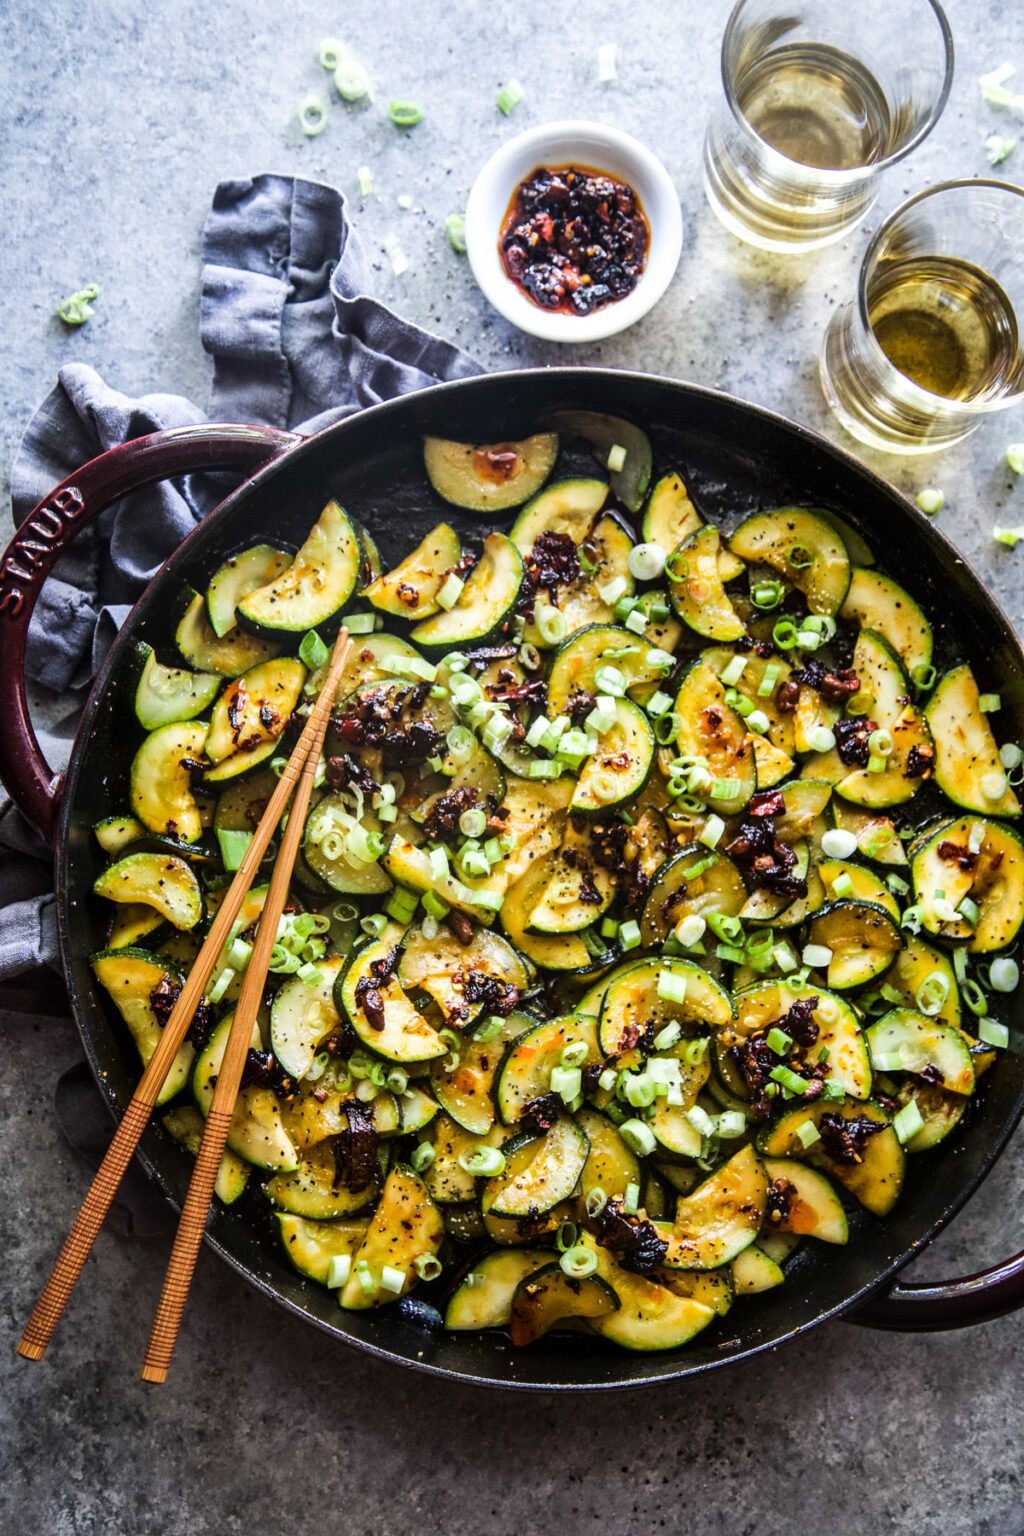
[57,369,1024,1391]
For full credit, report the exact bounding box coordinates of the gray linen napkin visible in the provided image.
[1,173,479,1225]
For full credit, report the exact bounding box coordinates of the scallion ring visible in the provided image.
[298,93,329,136]
[559,1245,598,1279]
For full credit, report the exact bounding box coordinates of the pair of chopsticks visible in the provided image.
[18,626,354,1382]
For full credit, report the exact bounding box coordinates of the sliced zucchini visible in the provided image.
[399,926,529,1029]
[731,1246,785,1293]
[546,626,668,715]
[829,802,908,867]
[839,568,933,677]
[911,816,1024,952]
[410,532,523,651]
[339,1165,444,1309]
[509,1263,619,1345]
[807,899,903,989]
[509,477,608,553]
[496,1014,600,1124]
[276,1213,370,1285]
[569,698,655,816]
[94,815,146,855]
[418,1113,508,1204]
[575,1108,642,1204]
[431,1013,531,1135]
[673,659,757,813]
[337,933,446,1064]
[671,1145,768,1269]
[728,507,851,616]
[885,936,961,1029]
[585,1235,717,1351]
[925,665,1021,818]
[237,499,362,637]
[893,1079,968,1152]
[641,848,746,946]
[286,1082,401,1150]
[656,1265,734,1315]
[311,632,426,706]
[815,508,874,567]
[520,825,616,934]
[363,522,462,620]
[383,836,503,925]
[204,658,306,782]
[445,1248,554,1329]
[550,412,651,512]
[93,852,203,931]
[762,1158,849,1243]
[667,526,745,642]
[303,793,392,896]
[819,859,900,920]
[756,1097,904,1216]
[212,766,276,838]
[269,955,346,1078]
[598,958,733,1057]
[129,722,209,842]
[500,854,592,971]
[642,471,701,554]
[704,647,797,758]
[90,948,192,1105]
[727,980,871,1101]
[865,1009,975,1096]
[265,1140,384,1218]
[174,587,281,675]
[483,1115,589,1217]
[423,432,558,512]
[106,903,169,950]
[814,631,934,810]
[206,544,293,638]
[161,1104,250,1205]
[193,1014,298,1171]
[524,513,635,648]
[130,642,220,733]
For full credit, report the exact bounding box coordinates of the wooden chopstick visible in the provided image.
[140,627,352,1382]
[17,626,352,1364]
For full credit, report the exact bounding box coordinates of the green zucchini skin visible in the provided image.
[206,544,294,638]
[130,642,221,733]
[236,500,362,638]
[925,665,1022,818]
[424,432,558,512]
[91,948,192,1105]
[410,532,523,651]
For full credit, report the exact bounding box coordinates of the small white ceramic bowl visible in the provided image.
[465,120,684,344]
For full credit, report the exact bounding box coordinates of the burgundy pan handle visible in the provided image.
[847,1246,1024,1331]
[0,423,297,843]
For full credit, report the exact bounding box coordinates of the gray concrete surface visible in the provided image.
[2,1,1023,1533]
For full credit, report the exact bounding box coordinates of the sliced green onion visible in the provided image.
[746,708,771,736]
[207,967,235,1005]
[993,524,1024,548]
[846,689,874,716]
[751,579,785,610]
[297,961,324,990]
[978,1018,1009,1048]
[683,1037,709,1067]
[559,1245,598,1278]
[675,914,707,948]
[356,165,373,196]
[821,828,857,860]
[656,969,688,1006]
[216,827,253,872]
[598,574,628,604]
[699,815,725,850]
[912,663,937,692]
[389,98,423,126]
[1000,743,1023,771]
[989,957,1019,992]
[436,572,465,610]
[326,1252,352,1289]
[979,693,1002,713]
[605,443,627,474]
[982,770,1009,801]
[299,629,329,670]
[622,1181,640,1215]
[915,488,944,516]
[788,544,814,569]
[537,606,567,645]
[497,79,525,115]
[413,1253,443,1281]
[550,1064,582,1102]
[618,1118,656,1157]
[719,654,748,687]
[772,619,799,650]
[318,37,346,69]
[1007,444,1024,475]
[597,41,618,81]
[383,233,409,276]
[377,1264,405,1296]
[443,212,468,252]
[795,1120,821,1150]
[458,808,487,839]
[961,979,988,1017]
[868,728,894,757]
[619,920,641,951]
[957,897,981,928]
[627,542,665,581]
[757,663,781,698]
[555,1219,579,1254]
[766,1027,793,1055]
[769,1065,809,1094]
[892,1100,924,1145]
[655,712,681,747]
[666,550,689,582]
[458,1145,505,1176]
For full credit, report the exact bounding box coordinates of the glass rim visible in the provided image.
[719,0,955,181]
[855,177,1024,413]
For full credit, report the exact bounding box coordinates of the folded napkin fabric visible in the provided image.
[1,172,480,985]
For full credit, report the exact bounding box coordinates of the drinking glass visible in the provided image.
[820,180,1024,454]
[702,0,954,252]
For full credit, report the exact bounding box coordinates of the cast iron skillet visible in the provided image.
[2,369,1023,1392]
